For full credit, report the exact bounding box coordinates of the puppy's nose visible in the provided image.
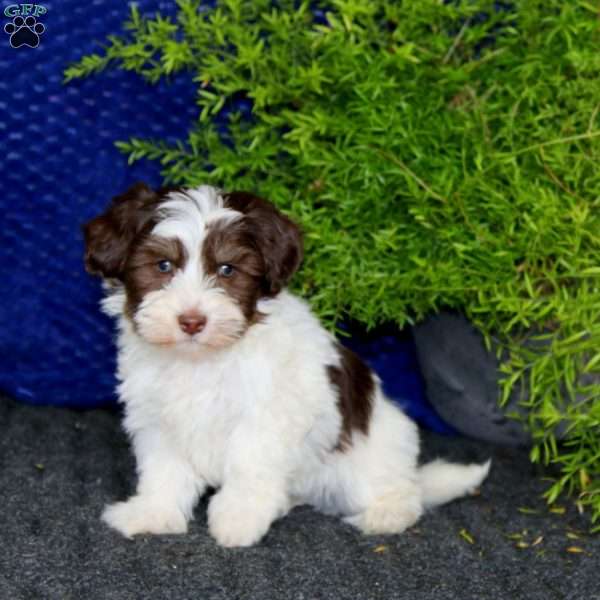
[178,312,207,335]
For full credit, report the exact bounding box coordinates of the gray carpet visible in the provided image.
[1,397,598,600]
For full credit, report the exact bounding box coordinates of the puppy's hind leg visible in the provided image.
[343,479,423,535]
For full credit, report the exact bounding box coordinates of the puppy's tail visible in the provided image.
[418,458,491,509]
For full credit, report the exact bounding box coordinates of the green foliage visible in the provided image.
[66,0,600,527]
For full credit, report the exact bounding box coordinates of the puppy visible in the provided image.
[83,183,490,547]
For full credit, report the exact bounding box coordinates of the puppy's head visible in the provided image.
[83,183,302,352]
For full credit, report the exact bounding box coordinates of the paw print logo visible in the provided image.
[4,15,45,48]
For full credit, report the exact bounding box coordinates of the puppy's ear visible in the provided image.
[83,182,160,279]
[224,192,303,295]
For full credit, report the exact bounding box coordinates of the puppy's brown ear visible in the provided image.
[224,192,303,295]
[83,182,160,279]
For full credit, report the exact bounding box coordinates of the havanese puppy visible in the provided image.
[83,182,490,547]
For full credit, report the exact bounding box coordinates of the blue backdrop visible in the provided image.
[0,0,452,434]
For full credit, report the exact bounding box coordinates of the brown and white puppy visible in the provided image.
[84,183,490,547]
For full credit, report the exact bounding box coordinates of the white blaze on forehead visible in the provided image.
[151,186,242,257]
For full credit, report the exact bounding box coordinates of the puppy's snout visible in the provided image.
[178,311,207,336]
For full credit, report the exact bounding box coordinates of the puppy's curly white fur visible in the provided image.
[84,183,490,547]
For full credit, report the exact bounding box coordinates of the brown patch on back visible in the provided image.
[123,236,187,317]
[327,343,375,451]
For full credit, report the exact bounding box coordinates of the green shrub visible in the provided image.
[66,0,600,527]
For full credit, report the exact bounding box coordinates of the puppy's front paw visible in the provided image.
[102,496,188,538]
[208,490,278,548]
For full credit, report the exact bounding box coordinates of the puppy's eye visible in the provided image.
[157,260,173,274]
[217,264,235,278]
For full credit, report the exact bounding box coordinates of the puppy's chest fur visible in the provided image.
[115,294,345,488]
[118,341,253,485]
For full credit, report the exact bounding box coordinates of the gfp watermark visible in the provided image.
[4,4,47,48]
